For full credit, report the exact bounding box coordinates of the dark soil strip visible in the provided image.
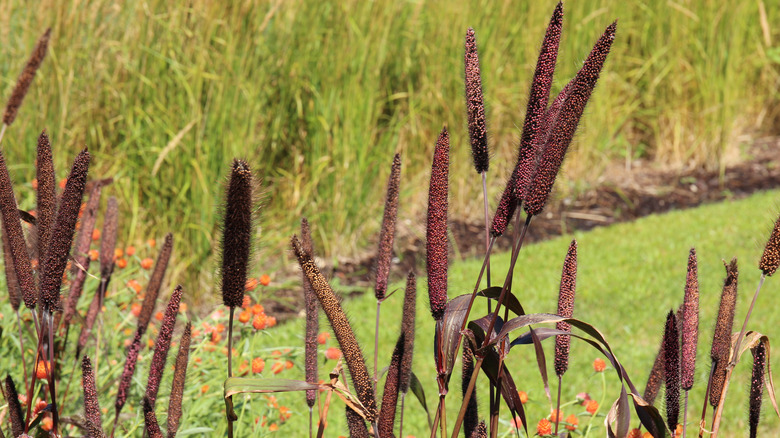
[267,138,780,321]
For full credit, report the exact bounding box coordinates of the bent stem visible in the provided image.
[698,365,715,438]
[711,274,766,437]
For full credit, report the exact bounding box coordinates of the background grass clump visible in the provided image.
[2,1,779,295]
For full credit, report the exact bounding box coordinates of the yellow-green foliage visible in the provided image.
[1,1,778,294]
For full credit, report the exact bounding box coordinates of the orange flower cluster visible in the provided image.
[236,296,277,331]
[244,274,272,292]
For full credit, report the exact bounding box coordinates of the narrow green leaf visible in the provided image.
[224,377,317,397]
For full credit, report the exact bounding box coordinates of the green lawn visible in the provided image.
[218,188,780,437]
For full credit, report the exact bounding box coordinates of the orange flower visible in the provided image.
[267,316,277,327]
[674,424,683,437]
[201,384,209,394]
[34,399,48,416]
[253,314,267,330]
[252,357,265,374]
[125,245,136,256]
[41,416,53,431]
[89,249,99,261]
[285,360,294,369]
[325,347,341,361]
[92,228,101,241]
[238,310,251,324]
[241,295,252,309]
[317,332,330,344]
[549,409,563,423]
[271,362,285,374]
[259,274,271,286]
[216,323,226,333]
[58,178,67,189]
[114,248,124,259]
[565,414,578,431]
[585,400,599,415]
[510,416,523,428]
[116,258,127,269]
[155,311,164,321]
[537,418,552,436]
[592,357,606,372]
[140,258,154,270]
[147,238,156,248]
[269,423,279,432]
[31,178,38,189]
[131,303,142,317]
[245,277,259,291]
[211,331,222,343]
[35,360,49,379]
[627,429,642,438]
[251,303,264,315]
[642,432,653,438]
[517,390,529,404]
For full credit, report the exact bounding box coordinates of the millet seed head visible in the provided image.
[82,355,105,438]
[759,214,780,276]
[168,321,191,438]
[681,248,699,391]
[220,159,253,308]
[0,150,36,309]
[749,341,767,438]
[465,28,489,174]
[524,21,616,217]
[39,149,90,312]
[35,130,56,262]
[116,328,144,413]
[663,309,681,432]
[137,232,173,333]
[145,285,183,407]
[378,334,405,437]
[5,375,24,437]
[554,239,577,377]
[490,170,519,237]
[3,28,51,126]
[399,272,416,394]
[427,127,449,321]
[709,258,738,408]
[375,153,401,300]
[516,2,563,203]
[292,235,378,422]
